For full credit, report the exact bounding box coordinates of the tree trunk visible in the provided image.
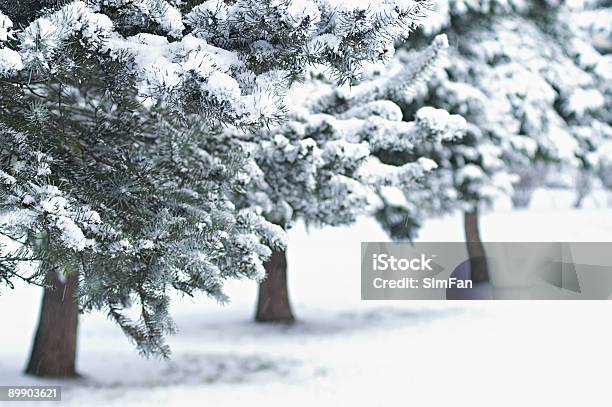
[25,270,79,378]
[255,249,295,323]
[511,189,534,209]
[510,163,547,209]
[573,169,592,209]
[573,193,586,209]
[511,174,536,209]
[464,208,489,284]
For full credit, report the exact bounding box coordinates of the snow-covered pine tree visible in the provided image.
[0,1,287,377]
[374,0,611,281]
[561,0,612,205]
[233,33,466,322]
[0,0,441,376]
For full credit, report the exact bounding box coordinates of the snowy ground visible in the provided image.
[1,189,612,406]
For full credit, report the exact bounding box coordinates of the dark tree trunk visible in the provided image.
[25,270,79,378]
[255,249,295,323]
[464,208,489,284]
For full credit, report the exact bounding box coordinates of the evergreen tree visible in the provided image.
[564,0,612,203]
[374,0,611,281]
[0,0,441,375]
[239,33,466,322]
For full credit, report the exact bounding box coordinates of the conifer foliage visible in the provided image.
[0,0,445,358]
[375,0,611,239]
[239,31,466,321]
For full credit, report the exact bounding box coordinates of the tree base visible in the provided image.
[255,249,295,323]
[255,314,296,324]
[464,208,490,284]
[25,271,79,378]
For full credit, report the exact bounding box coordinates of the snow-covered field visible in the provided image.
[1,189,612,406]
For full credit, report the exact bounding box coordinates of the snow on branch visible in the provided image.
[308,34,449,114]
